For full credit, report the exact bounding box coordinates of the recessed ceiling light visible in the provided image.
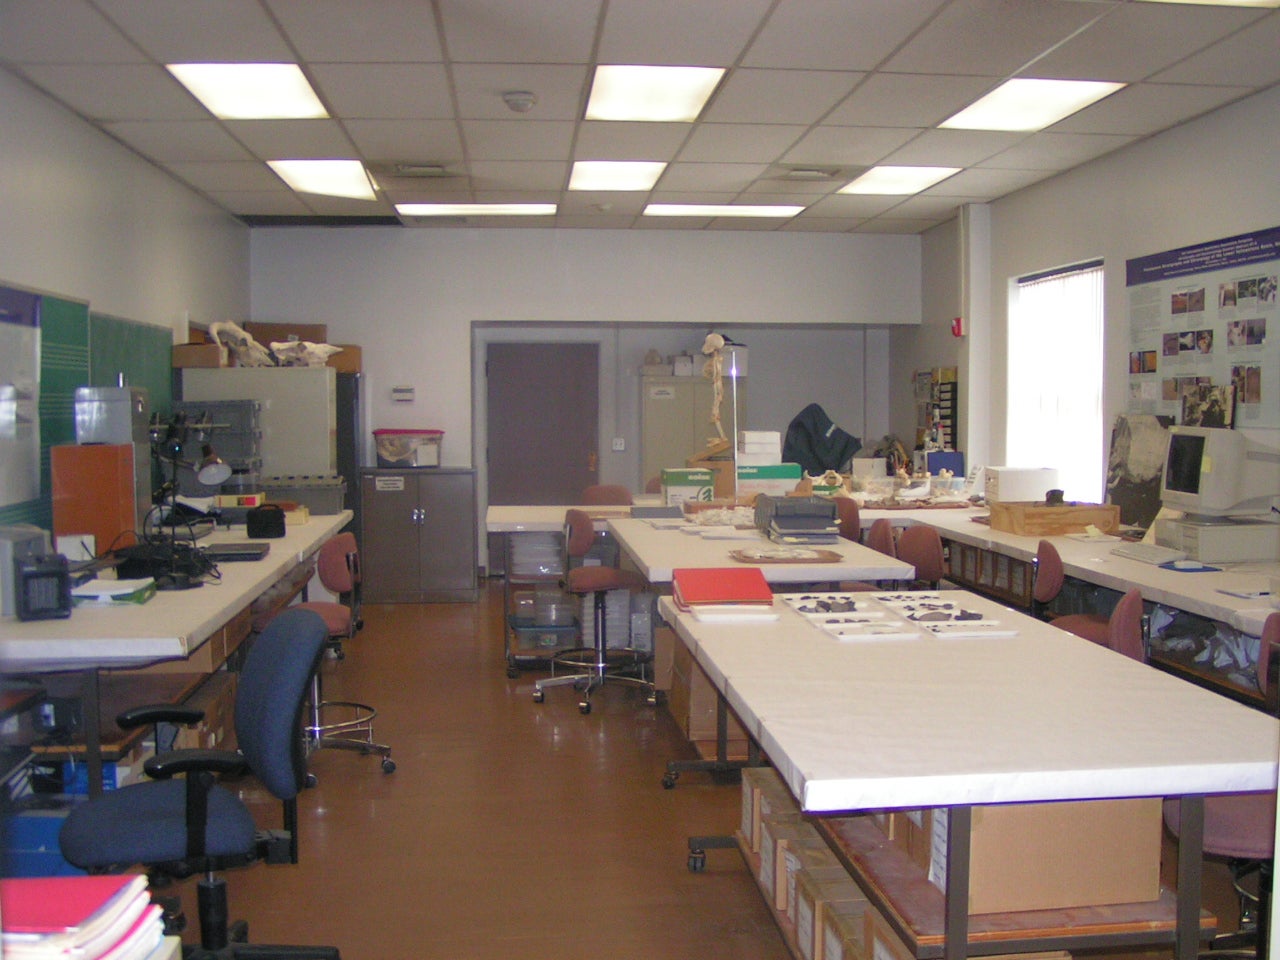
[395,203,557,217]
[940,78,1124,132]
[838,166,961,195]
[167,63,327,120]
[569,161,667,191]
[643,204,804,218]
[586,65,725,122]
[268,160,376,200]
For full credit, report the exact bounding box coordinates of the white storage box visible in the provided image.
[984,466,1059,503]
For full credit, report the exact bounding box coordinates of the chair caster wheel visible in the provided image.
[532,690,544,703]
[305,773,318,788]
[381,758,396,774]
[506,666,520,679]
[662,772,678,789]
[579,700,591,714]
[688,850,706,872]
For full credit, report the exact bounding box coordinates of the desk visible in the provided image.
[659,589,1279,960]
[0,512,351,794]
[607,517,914,586]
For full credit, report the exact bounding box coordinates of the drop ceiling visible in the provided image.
[2,0,1277,233]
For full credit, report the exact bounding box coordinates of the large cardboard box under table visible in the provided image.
[741,766,796,853]
[668,636,749,745]
[797,868,868,960]
[909,799,1163,915]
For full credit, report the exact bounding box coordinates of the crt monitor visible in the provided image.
[1159,425,1280,519]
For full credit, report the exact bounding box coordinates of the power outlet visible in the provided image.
[611,437,625,452]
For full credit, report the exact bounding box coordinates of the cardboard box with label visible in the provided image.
[737,463,803,498]
[662,467,714,506]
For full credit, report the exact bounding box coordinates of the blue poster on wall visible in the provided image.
[1126,226,1280,429]
[0,286,42,506]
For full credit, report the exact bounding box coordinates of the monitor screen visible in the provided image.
[1164,433,1204,495]
[1159,425,1280,518]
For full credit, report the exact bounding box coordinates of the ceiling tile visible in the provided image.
[16,64,203,121]
[467,161,569,191]
[923,165,1051,197]
[205,190,315,216]
[883,0,1113,77]
[856,217,946,234]
[678,123,809,163]
[1023,3,1265,83]
[574,121,691,161]
[309,64,453,119]
[343,120,465,164]
[1049,81,1255,136]
[102,120,255,163]
[881,128,1026,167]
[825,73,999,128]
[436,0,602,64]
[451,63,589,121]
[379,178,476,202]
[559,192,648,216]
[1152,11,1280,88]
[0,0,143,63]
[462,120,576,162]
[167,161,286,193]
[93,0,294,62]
[804,194,903,218]
[266,0,443,62]
[745,0,949,71]
[223,119,357,159]
[782,126,922,167]
[782,217,862,233]
[977,131,1139,171]
[703,68,863,125]
[657,162,771,192]
[598,0,772,65]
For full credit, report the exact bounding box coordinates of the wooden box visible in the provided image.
[326,343,362,373]
[988,501,1120,536]
[172,342,227,368]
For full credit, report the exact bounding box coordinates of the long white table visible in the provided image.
[0,511,352,793]
[608,516,913,585]
[660,589,1279,960]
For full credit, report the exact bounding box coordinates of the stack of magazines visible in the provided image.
[0,874,167,960]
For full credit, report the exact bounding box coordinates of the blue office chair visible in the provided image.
[59,608,340,959]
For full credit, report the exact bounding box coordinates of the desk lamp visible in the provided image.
[148,413,232,589]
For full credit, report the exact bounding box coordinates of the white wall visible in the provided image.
[0,71,249,332]
[249,227,921,468]
[975,85,1280,469]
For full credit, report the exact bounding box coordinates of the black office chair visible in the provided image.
[59,608,341,960]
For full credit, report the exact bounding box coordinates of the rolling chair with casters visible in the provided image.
[59,608,341,960]
[895,524,947,590]
[1056,586,1145,660]
[532,509,655,714]
[264,532,394,775]
[1030,539,1066,620]
[580,484,633,505]
[1162,613,1279,960]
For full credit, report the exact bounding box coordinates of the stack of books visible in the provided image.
[754,496,840,545]
[0,874,166,960]
[672,567,778,622]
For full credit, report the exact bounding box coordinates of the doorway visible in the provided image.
[485,342,599,506]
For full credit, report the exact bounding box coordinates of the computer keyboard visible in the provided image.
[1110,541,1188,565]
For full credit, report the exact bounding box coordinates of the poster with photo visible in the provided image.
[1126,225,1279,428]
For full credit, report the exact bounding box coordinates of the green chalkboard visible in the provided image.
[89,312,173,417]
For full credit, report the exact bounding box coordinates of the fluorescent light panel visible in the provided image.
[941,78,1124,132]
[643,204,803,218]
[586,65,725,122]
[167,63,327,120]
[396,203,557,217]
[268,160,375,200]
[569,161,667,191]
[839,166,960,195]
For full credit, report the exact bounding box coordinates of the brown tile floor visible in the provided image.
[179,582,1247,960]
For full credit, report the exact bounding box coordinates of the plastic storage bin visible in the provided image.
[374,429,443,468]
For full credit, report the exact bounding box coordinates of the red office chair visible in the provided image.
[581,484,632,505]
[834,497,861,542]
[1052,581,1141,650]
[895,525,947,590]
[533,509,654,714]
[1031,539,1066,620]
[1162,612,1279,960]
[282,533,394,774]
[864,518,897,557]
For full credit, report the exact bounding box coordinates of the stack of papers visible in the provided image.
[0,874,164,960]
[70,578,157,606]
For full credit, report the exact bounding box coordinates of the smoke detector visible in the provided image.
[501,90,537,113]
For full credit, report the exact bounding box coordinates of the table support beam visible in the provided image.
[945,805,972,960]
[1175,794,1205,960]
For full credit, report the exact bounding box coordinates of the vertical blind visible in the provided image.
[1007,260,1105,502]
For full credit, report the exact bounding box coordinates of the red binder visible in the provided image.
[0,874,152,956]
[672,567,773,608]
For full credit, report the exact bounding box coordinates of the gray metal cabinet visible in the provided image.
[360,468,478,602]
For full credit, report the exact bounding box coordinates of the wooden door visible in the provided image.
[486,343,598,505]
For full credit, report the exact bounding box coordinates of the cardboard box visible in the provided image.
[172,342,226,368]
[868,914,1068,960]
[737,463,803,497]
[988,501,1121,536]
[819,899,870,960]
[759,814,815,910]
[651,624,675,691]
[786,848,846,927]
[243,321,328,345]
[669,637,748,743]
[742,766,794,853]
[326,343,362,373]
[919,799,1162,914]
[984,466,1060,503]
[797,870,868,960]
[662,467,714,506]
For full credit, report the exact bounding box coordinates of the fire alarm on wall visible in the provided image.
[951,317,965,338]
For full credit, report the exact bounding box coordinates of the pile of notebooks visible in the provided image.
[0,874,166,960]
[753,495,839,545]
[672,567,778,622]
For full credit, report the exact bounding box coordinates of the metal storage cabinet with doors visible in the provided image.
[359,468,478,602]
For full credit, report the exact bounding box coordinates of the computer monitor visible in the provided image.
[1159,425,1280,520]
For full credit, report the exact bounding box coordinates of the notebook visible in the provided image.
[672,566,773,609]
[202,542,271,562]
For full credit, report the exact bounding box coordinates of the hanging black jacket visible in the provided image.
[782,403,862,475]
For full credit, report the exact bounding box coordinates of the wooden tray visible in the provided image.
[988,501,1120,536]
[729,547,843,564]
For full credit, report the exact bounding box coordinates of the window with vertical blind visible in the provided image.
[1007,259,1105,502]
